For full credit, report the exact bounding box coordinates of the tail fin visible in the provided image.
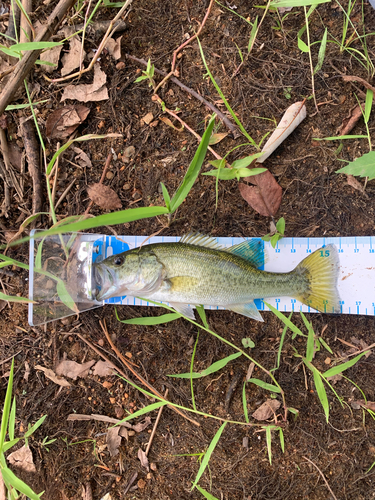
[294,244,340,313]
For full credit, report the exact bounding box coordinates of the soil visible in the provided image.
[1,1,375,499]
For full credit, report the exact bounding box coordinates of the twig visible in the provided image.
[99,319,200,427]
[145,389,168,456]
[20,119,42,219]
[153,94,222,159]
[303,456,338,500]
[51,142,60,216]
[0,126,23,199]
[0,0,78,115]
[46,0,132,83]
[54,178,76,211]
[126,54,240,137]
[154,0,215,93]
[19,0,32,47]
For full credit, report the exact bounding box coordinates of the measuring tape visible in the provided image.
[92,235,375,317]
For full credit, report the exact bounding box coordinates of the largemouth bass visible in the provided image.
[94,233,340,321]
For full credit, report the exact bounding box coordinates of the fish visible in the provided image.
[93,233,340,321]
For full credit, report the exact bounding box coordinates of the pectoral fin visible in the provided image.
[227,301,264,322]
[169,302,196,320]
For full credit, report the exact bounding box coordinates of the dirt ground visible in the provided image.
[1,0,375,499]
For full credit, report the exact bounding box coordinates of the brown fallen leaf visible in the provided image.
[238,170,282,217]
[7,445,36,473]
[132,417,152,433]
[61,64,109,103]
[35,365,71,387]
[46,105,90,139]
[159,116,183,132]
[252,399,281,421]
[40,44,63,73]
[352,400,375,411]
[87,183,122,210]
[55,359,95,380]
[61,36,86,77]
[137,448,149,471]
[336,104,364,136]
[346,174,368,198]
[92,360,115,377]
[73,147,92,168]
[209,132,228,145]
[107,427,121,457]
[105,36,122,60]
[326,373,342,384]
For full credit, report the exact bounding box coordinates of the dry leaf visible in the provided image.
[92,360,115,377]
[61,36,86,76]
[7,445,36,472]
[81,482,93,500]
[209,132,228,145]
[0,300,6,313]
[141,112,154,125]
[35,365,71,387]
[46,105,90,139]
[137,448,149,471]
[346,174,368,198]
[252,399,281,421]
[132,417,151,433]
[159,116,183,131]
[24,361,30,382]
[238,170,282,216]
[55,359,95,380]
[67,413,133,428]
[119,427,129,441]
[87,183,122,210]
[352,400,375,411]
[105,36,122,60]
[337,104,364,136]
[73,147,92,168]
[61,64,109,103]
[257,101,307,164]
[326,373,342,384]
[40,44,63,73]
[107,427,121,457]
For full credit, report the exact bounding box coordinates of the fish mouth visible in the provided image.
[94,264,117,301]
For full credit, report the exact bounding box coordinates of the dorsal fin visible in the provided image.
[226,239,265,269]
[179,232,223,250]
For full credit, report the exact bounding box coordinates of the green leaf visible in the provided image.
[237,167,267,177]
[56,280,78,313]
[8,397,16,441]
[23,415,47,439]
[242,381,249,423]
[319,337,333,354]
[242,337,255,349]
[202,168,238,180]
[208,159,226,169]
[336,151,375,180]
[279,428,285,453]
[302,312,315,362]
[0,359,14,452]
[265,426,273,464]
[248,378,281,393]
[196,484,220,500]
[270,234,280,249]
[115,309,181,325]
[0,292,32,303]
[270,0,330,6]
[314,27,327,74]
[275,217,285,235]
[262,234,271,242]
[248,15,258,53]
[134,74,149,83]
[297,26,309,53]
[312,366,329,421]
[264,302,306,337]
[116,401,167,425]
[196,305,209,329]
[160,182,171,212]
[270,312,292,373]
[5,99,48,111]
[231,153,264,169]
[323,352,367,378]
[12,41,62,51]
[168,352,242,379]
[364,89,374,124]
[170,115,215,212]
[1,466,44,499]
[191,422,227,490]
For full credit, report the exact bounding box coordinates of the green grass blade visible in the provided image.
[1,466,43,500]
[316,135,368,140]
[265,425,272,464]
[190,331,199,412]
[160,182,171,212]
[192,422,227,490]
[310,364,329,421]
[23,415,47,438]
[270,0,330,6]
[168,352,242,379]
[0,253,29,270]
[170,115,215,212]
[196,305,209,329]
[196,484,220,500]
[115,401,167,425]
[323,352,367,378]
[314,27,327,74]
[0,359,14,452]
[11,41,62,51]
[248,15,258,53]
[319,337,333,354]
[248,378,281,393]
[0,292,32,303]
[115,308,181,325]
[302,312,315,362]
[56,280,78,313]
[364,89,373,124]
[270,312,292,373]
[279,428,285,453]
[264,302,306,337]
[8,397,16,441]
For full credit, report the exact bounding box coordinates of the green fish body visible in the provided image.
[94,233,340,321]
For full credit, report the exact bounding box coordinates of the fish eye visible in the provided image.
[113,256,124,266]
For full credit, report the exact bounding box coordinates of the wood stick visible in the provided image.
[20,119,42,217]
[0,0,77,115]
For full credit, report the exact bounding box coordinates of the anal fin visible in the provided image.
[228,301,264,322]
[169,302,196,320]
